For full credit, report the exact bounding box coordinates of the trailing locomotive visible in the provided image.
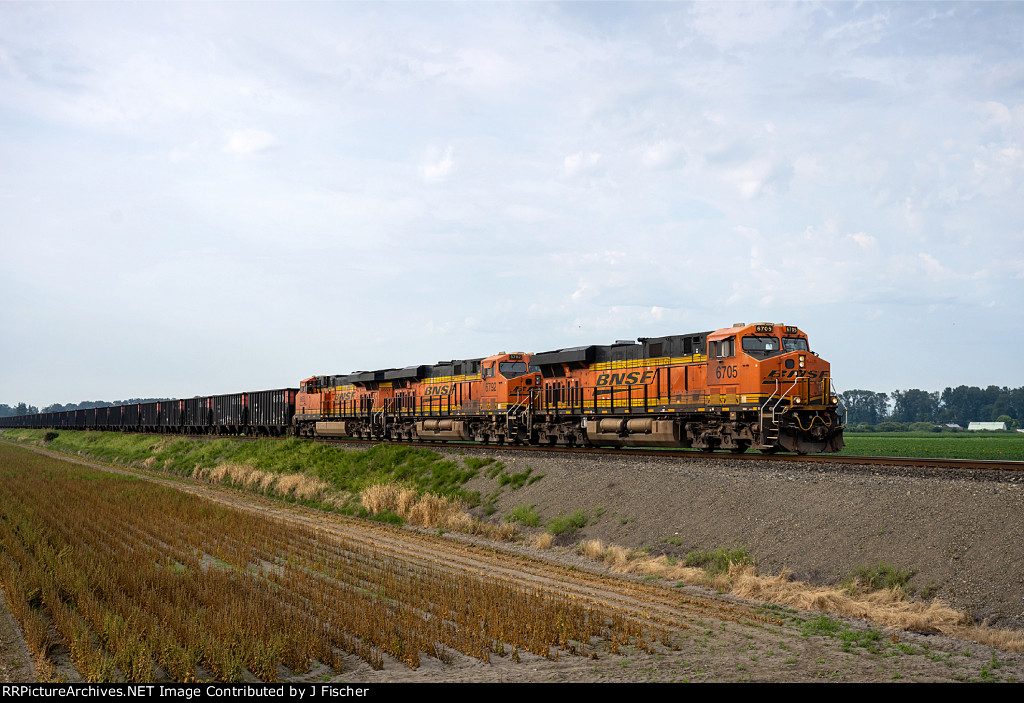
[1,323,844,454]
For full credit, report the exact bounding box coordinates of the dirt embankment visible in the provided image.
[449,448,1024,631]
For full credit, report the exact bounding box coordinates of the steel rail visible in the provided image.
[306,437,1024,472]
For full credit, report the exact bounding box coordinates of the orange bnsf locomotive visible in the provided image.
[294,322,844,454]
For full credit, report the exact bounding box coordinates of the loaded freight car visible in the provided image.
[140,401,160,433]
[212,393,247,435]
[160,399,184,433]
[247,389,297,436]
[184,397,212,432]
[123,403,140,430]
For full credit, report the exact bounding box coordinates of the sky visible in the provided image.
[1,1,1022,408]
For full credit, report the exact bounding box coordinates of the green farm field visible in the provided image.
[837,432,1024,461]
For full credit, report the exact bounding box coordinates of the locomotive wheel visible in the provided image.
[730,441,750,454]
[759,447,779,455]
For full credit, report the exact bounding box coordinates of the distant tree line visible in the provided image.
[0,399,169,418]
[840,386,1024,431]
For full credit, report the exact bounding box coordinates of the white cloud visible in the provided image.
[422,145,454,182]
[223,129,277,156]
[640,140,680,169]
[563,151,601,177]
[918,252,955,281]
[724,159,773,199]
[847,232,876,250]
[689,2,808,50]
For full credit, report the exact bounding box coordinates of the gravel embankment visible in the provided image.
[446,448,1024,630]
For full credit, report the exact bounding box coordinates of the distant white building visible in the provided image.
[967,421,1007,431]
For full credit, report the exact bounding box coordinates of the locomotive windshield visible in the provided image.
[499,361,529,378]
[741,335,782,358]
[742,335,811,358]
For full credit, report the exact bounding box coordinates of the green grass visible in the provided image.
[800,614,885,653]
[505,504,542,527]
[683,545,752,575]
[1,429,482,505]
[844,562,915,592]
[496,466,539,489]
[837,432,1024,460]
[547,509,589,536]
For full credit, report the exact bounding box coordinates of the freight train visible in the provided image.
[0,323,845,454]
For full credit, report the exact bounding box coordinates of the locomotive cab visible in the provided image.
[478,352,541,406]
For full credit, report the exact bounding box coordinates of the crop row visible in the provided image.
[0,444,664,682]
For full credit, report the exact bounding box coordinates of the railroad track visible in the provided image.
[308,437,1024,473]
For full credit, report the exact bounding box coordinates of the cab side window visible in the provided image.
[712,338,735,358]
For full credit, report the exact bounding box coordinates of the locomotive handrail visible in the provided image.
[759,380,780,443]
[829,376,849,428]
[775,379,800,415]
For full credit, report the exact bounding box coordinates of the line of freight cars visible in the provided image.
[0,389,297,436]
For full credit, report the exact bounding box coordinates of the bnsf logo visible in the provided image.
[424,385,454,396]
[596,371,655,386]
[764,370,824,380]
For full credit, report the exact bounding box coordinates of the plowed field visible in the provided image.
[1,443,1022,683]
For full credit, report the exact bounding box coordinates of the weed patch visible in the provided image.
[506,504,542,527]
[845,562,915,593]
[547,509,589,536]
[684,546,752,575]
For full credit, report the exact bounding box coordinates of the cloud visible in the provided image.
[223,129,277,156]
[847,232,876,250]
[2,1,1023,403]
[563,151,601,177]
[723,159,774,199]
[640,140,681,169]
[422,145,454,182]
[689,2,809,50]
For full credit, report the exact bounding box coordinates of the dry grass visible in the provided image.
[193,464,331,503]
[532,533,554,550]
[360,482,517,541]
[953,624,1024,652]
[572,539,1024,652]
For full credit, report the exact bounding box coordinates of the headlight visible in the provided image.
[793,396,802,404]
